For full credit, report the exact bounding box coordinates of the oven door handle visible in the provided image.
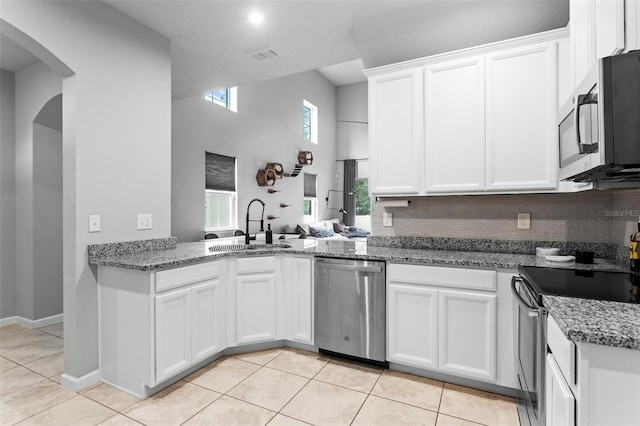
[511,276,540,317]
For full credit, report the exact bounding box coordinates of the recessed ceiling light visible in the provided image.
[248,11,264,24]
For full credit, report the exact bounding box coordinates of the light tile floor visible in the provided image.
[0,324,520,425]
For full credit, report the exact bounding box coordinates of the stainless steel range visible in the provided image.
[513,265,639,426]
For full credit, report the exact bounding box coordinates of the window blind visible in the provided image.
[205,152,236,191]
[303,173,317,198]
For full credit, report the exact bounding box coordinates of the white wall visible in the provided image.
[33,119,63,319]
[14,61,62,320]
[0,70,16,319]
[172,70,337,242]
[1,1,171,384]
[336,82,368,161]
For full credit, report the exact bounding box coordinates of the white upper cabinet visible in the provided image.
[571,0,625,85]
[369,68,424,195]
[366,30,565,196]
[424,56,486,193]
[485,42,558,191]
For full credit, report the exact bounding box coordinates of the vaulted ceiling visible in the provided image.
[2,1,569,98]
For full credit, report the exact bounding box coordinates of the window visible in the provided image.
[205,152,237,231]
[205,87,238,112]
[355,161,371,231]
[303,172,317,224]
[303,99,318,143]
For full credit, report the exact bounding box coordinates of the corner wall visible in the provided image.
[172,71,337,242]
[0,70,16,319]
[2,0,172,383]
[14,61,62,321]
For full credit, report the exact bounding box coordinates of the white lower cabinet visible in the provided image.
[387,283,438,369]
[387,264,500,384]
[284,256,314,344]
[155,287,191,382]
[236,273,276,344]
[439,290,496,381]
[546,353,576,426]
[236,256,277,345]
[546,314,640,425]
[155,274,226,383]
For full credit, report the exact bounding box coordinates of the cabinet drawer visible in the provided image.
[156,262,219,293]
[236,256,276,274]
[547,315,576,386]
[389,263,496,291]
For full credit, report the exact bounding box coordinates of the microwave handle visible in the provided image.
[575,93,599,154]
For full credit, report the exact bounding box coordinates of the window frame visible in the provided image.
[205,189,238,232]
[303,197,318,224]
[303,99,318,144]
[205,87,238,112]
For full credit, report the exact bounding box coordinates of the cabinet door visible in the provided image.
[236,273,276,344]
[546,353,576,426]
[155,287,191,382]
[571,0,596,85]
[425,56,486,193]
[485,42,558,191]
[594,0,625,60]
[369,69,424,195]
[387,283,438,369]
[191,279,224,362]
[290,257,313,344]
[439,290,496,382]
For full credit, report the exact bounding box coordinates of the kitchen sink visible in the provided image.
[208,243,292,253]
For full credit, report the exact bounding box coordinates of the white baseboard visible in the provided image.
[61,369,100,392]
[0,314,63,329]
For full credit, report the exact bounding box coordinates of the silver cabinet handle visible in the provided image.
[511,276,540,317]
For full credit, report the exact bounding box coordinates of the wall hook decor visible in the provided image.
[268,188,281,193]
[280,203,291,207]
[285,164,303,177]
[298,151,313,165]
[256,168,276,186]
[266,214,279,220]
[266,162,284,179]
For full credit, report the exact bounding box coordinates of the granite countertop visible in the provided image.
[88,237,627,273]
[543,295,640,350]
[88,236,638,350]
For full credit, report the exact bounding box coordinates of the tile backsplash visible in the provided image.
[372,189,639,250]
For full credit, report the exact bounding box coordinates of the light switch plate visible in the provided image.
[89,215,101,233]
[137,214,152,230]
[383,212,393,227]
[517,212,531,230]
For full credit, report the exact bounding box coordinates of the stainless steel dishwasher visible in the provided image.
[314,257,386,363]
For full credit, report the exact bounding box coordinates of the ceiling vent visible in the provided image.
[246,47,278,62]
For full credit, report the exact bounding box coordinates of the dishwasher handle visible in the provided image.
[317,263,382,274]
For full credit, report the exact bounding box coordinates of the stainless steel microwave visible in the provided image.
[558,51,640,183]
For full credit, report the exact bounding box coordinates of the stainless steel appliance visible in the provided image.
[314,257,386,363]
[559,50,640,183]
[512,272,547,426]
[512,265,639,426]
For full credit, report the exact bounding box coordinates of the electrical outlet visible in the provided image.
[383,212,393,227]
[517,212,531,230]
[89,215,101,233]
[137,214,152,230]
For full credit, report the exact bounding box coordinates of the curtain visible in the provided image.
[343,159,356,226]
[303,173,316,198]
[205,152,236,191]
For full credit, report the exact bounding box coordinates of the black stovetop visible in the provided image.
[518,265,639,304]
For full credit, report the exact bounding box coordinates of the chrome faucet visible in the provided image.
[245,198,266,244]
